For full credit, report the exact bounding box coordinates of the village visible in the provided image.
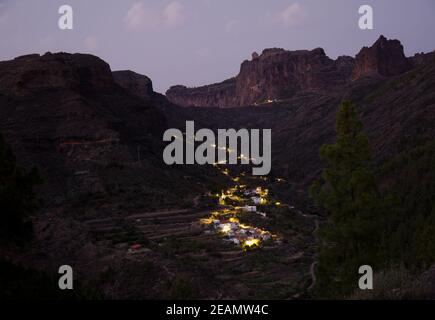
[200,168,283,251]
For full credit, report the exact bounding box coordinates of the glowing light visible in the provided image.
[220,224,232,234]
[199,161,281,251]
[239,224,251,229]
[243,238,261,249]
[229,217,240,223]
[200,218,214,225]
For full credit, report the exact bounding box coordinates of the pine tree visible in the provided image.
[0,132,42,243]
[310,101,385,297]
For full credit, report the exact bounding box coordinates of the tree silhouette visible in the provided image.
[0,132,42,242]
[310,101,386,297]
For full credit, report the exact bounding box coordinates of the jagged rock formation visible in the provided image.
[351,35,412,80]
[167,47,354,108]
[166,36,417,108]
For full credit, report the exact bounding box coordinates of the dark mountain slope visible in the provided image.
[0,53,174,206]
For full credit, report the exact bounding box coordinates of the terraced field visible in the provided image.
[81,170,319,299]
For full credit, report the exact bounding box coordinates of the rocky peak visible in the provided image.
[166,36,421,108]
[351,35,411,80]
[113,70,154,100]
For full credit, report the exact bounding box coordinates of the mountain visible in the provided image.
[0,53,171,205]
[0,52,234,299]
[166,36,420,108]
[351,35,412,80]
[0,52,223,215]
[1,36,435,299]
[163,36,435,205]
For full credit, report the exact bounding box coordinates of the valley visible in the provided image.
[1,35,435,299]
[71,164,317,299]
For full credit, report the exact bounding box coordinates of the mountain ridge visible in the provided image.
[166,35,433,108]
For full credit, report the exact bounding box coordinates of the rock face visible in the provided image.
[0,53,114,94]
[351,35,412,80]
[167,48,354,108]
[166,78,237,108]
[235,48,354,107]
[0,52,166,201]
[166,36,416,108]
[113,70,154,100]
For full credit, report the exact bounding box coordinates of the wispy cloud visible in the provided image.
[125,2,144,30]
[276,3,305,27]
[163,1,185,27]
[124,1,186,31]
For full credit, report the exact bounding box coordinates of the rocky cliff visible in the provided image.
[0,52,166,201]
[351,35,412,80]
[0,53,114,94]
[166,78,237,108]
[166,36,416,108]
[166,48,354,108]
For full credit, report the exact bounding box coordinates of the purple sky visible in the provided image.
[1,0,435,93]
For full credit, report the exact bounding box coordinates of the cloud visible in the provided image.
[163,1,185,27]
[276,3,305,27]
[125,2,153,30]
[124,1,185,31]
